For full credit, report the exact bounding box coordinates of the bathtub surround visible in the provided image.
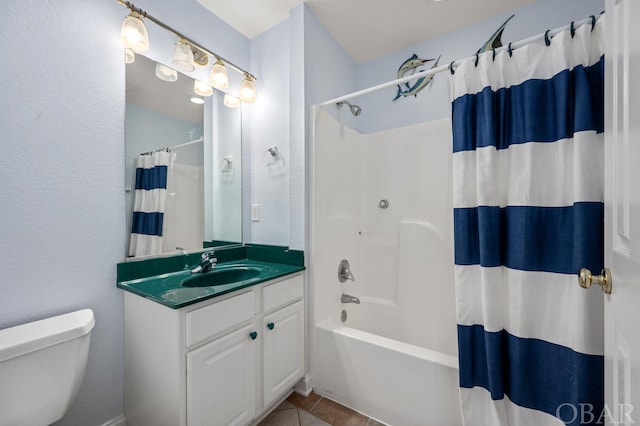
[310,111,460,424]
[450,19,605,424]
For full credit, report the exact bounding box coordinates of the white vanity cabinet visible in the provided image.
[124,272,304,426]
[262,276,305,408]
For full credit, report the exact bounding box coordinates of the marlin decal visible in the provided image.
[393,54,441,101]
[477,14,514,53]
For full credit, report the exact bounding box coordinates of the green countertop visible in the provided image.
[117,245,305,309]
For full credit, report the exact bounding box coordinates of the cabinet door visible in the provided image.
[187,323,257,426]
[262,300,305,407]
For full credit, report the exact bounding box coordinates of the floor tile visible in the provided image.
[299,409,332,426]
[287,391,322,412]
[275,400,296,411]
[310,398,369,426]
[257,407,300,426]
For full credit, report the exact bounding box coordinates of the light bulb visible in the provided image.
[223,94,241,108]
[194,80,213,96]
[155,63,178,82]
[238,76,257,103]
[172,39,195,73]
[209,59,229,90]
[125,48,135,64]
[120,12,149,53]
[190,97,205,105]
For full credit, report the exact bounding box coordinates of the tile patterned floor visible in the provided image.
[258,391,386,426]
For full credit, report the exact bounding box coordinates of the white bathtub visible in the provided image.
[313,318,462,425]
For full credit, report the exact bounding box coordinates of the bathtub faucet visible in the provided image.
[191,251,217,274]
[341,294,360,304]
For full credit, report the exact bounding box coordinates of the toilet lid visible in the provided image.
[0,309,95,362]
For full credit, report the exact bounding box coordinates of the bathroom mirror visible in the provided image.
[125,54,242,259]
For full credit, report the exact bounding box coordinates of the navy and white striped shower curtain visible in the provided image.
[449,18,605,425]
[128,150,172,257]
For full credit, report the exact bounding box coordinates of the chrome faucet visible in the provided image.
[191,251,217,274]
[341,294,360,304]
[338,259,355,283]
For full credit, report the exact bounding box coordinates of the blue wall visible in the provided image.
[0,1,126,424]
[246,20,292,246]
[0,1,250,425]
[354,0,604,133]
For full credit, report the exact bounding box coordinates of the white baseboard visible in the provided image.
[100,414,126,426]
[294,374,313,397]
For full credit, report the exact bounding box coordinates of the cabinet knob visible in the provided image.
[267,322,275,330]
[249,331,258,340]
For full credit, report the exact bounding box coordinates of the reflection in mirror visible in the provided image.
[125,54,242,259]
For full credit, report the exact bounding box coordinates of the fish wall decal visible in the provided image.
[393,54,441,101]
[477,14,515,53]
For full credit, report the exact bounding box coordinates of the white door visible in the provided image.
[262,300,305,407]
[187,323,257,426]
[604,0,640,424]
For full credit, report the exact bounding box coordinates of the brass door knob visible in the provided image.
[578,268,612,294]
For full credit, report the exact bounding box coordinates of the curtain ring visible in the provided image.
[474,53,479,67]
[449,61,455,75]
[544,30,551,46]
[570,21,576,38]
[508,42,513,57]
[590,15,596,31]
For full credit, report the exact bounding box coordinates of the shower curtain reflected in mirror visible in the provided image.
[128,145,204,258]
[449,18,605,426]
[128,150,172,257]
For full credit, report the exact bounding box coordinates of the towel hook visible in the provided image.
[491,48,496,62]
[590,15,596,31]
[507,42,513,57]
[544,30,551,46]
[474,53,479,67]
[263,145,279,166]
[449,61,455,75]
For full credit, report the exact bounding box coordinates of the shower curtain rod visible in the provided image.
[170,137,204,150]
[318,14,600,106]
[140,137,204,156]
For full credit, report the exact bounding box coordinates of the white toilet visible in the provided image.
[0,309,95,426]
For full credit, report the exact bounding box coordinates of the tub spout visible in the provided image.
[341,294,360,304]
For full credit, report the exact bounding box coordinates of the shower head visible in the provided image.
[337,100,362,117]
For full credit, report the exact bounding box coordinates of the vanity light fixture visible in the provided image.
[190,96,205,105]
[209,59,229,90]
[120,11,149,52]
[124,47,136,64]
[117,0,257,101]
[155,63,178,82]
[223,93,241,108]
[238,74,257,103]
[172,39,195,72]
[194,80,213,96]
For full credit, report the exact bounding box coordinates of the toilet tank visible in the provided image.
[0,309,95,426]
